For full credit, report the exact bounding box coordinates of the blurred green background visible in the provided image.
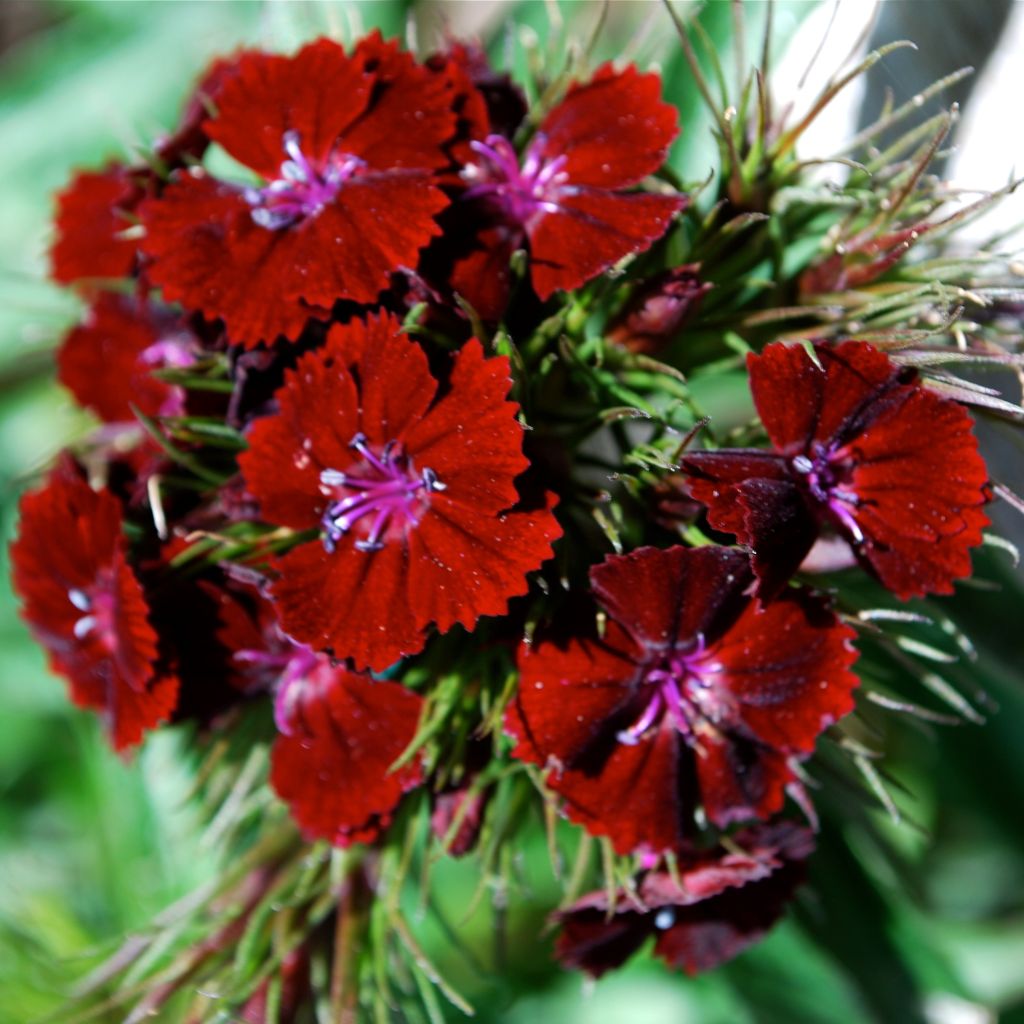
[1,2,1023,1022]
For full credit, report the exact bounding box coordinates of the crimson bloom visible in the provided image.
[238,312,560,671]
[9,459,178,751]
[507,546,857,855]
[448,63,684,317]
[555,822,813,977]
[269,651,423,846]
[141,35,455,348]
[57,293,195,423]
[683,341,990,599]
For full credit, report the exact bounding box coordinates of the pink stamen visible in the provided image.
[462,132,570,227]
[791,444,865,544]
[245,131,365,230]
[320,432,444,553]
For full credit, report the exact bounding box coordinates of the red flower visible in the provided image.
[57,293,195,423]
[238,312,560,671]
[447,64,684,318]
[9,459,178,750]
[140,36,456,348]
[50,164,143,286]
[683,341,990,599]
[270,658,423,846]
[507,546,857,855]
[555,822,813,977]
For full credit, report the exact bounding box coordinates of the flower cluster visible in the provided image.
[11,22,1011,1018]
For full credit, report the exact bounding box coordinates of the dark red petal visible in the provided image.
[407,492,561,636]
[154,56,237,168]
[403,340,527,514]
[140,174,320,347]
[205,40,372,178]
[238,345,361,530]
[296,173,448,307]
[270,670,423,845]
[50,166,140,285]
[270,540,424,672]
[539,64,679,188]
[345,34,456,170]
[748,341,898,453]
[446,224,518,324]
[528,189,684,299]
[554,910,649,979]
[57,294,182,423]
[508,620,642,768]
[589,545,753,651]
[695,735,793,827]
[709,590,859,756]
[847,384,989,597]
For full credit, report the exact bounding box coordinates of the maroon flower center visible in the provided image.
[319,433,445,553]
[619,636,730,746]
[461,133,569,227]
[68,577,118,651]
[245,131,365,230]
[790,443,863,543]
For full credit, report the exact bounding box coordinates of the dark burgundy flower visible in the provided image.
[9,458,178,750]
[238,312,561,672]
[555,822,813,977]
[57,293,195,423]
[50,164,143,286]
[608,265,711,354]
[140,36,456,348]
[507,546,857,855]
[270,658,423,846]
[682,341,990,599]
[448,63,684,317]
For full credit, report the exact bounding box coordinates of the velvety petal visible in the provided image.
[205,40,372,177]
[446,223,519,324]
[508,619,642,768]
[407,492,561,635]
[554,910,649,979]
[239,346,361,530]
[50,166,140,285]
[403,340,527,515]
[270,670,423,845]
[57,294,184,423]
[748,341,898,453]
[346,33,456,169]
[528,189,684,299]
[695,733,793,827]
[270,534,423,673]
[140,174,321,347]
[539,64,679,188]
[589,546,753,652]
[847,384,989,597]
[154,56,237,168]
[705,590,859,757]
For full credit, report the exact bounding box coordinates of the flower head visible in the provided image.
[238,312,560,671]
[507,546,857,855]
[140,36,456,348]
[683,341,990,598]
[555,822,813,977]
[9,458,178,750]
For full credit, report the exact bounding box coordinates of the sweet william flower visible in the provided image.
[9,457,178,751]
[507,546,857,855]
[555,822,813,977]
[238,312,561,672]
[446,63,685,320]
[140,35,456,349]
[682,341,990,599]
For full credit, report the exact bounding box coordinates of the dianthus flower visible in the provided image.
[9,458,178,750]
[141,35,456,348]
[57,293,196,423]
[507,546,857,855]
[682,341,990,598]
[238,312,561,671]
[447,64,684,318]
[269,651,423,846]
[555,822,813,977]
